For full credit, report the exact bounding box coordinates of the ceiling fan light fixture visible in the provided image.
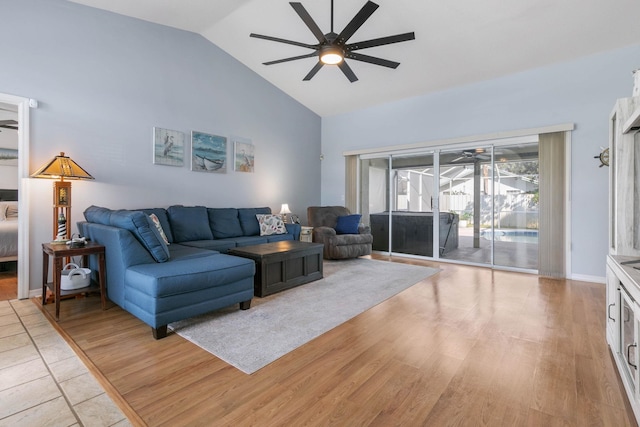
[319,45,344,65]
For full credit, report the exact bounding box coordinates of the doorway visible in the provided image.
[0,92,31,300]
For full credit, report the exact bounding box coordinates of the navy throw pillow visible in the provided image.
[335,214,361,234]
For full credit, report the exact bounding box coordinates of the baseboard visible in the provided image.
[570,273,605,284]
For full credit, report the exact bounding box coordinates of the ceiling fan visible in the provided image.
[451,149,492,163]
[249,0,415,82]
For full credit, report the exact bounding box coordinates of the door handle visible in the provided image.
[608,303,616,321]
[628,343,638,370]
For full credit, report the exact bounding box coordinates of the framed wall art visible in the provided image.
[153,127,185,166]
[191,131,227,173]
[233,139,254,173]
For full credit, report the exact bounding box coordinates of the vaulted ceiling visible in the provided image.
[68,0,640,116]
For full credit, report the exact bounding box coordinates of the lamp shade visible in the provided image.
[31,152,94,181]
[280,203,292,215]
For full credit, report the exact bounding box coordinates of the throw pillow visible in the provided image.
[149,213,170,245]
[256,214,287,236]
[335,214,362,234]
[0,202,7,221]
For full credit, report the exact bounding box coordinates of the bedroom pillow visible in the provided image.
[256,214,287,236]
[5,202,18,219]
[335,214,362,234]
[0,202,6,221]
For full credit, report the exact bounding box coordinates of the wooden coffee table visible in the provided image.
[229,240,324,297]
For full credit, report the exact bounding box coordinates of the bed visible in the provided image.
[0,189,18,262]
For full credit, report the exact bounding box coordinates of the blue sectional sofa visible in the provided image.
[79,205,301,339]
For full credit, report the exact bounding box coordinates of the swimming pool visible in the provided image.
[480,229,539,244]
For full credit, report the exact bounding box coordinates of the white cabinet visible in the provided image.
[607,255,640,422]
[608,97,640,424]
[609,96,640,256]
[607,264,620,351]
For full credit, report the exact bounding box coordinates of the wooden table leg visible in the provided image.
[42,251,49,306]
[54,256,63,321]
[98,252,106,310]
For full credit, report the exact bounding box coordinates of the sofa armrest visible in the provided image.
[312,226,336,244]
[285,223,301,240]
[358,224,371,234]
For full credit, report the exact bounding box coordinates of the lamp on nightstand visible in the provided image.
[31,152,94,242]
[279,203,292,223]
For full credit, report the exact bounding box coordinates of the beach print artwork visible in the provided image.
[191,131,227,173]
[234,140,254,173]
[153,127,185,166]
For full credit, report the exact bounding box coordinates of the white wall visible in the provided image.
[0,0,321,291]
[321,44,640,278]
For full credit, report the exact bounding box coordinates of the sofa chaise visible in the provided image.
[79,205,301,339]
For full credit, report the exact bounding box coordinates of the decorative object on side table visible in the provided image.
[300,226,313,242]
[31,152,94,242]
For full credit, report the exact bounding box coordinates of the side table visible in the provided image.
[41,241,107,321]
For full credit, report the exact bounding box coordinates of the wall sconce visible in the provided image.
[279,203,292,223]
[31,152,94,242]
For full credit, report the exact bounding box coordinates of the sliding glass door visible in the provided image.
[439,147,493,265]
[360,140,540,272]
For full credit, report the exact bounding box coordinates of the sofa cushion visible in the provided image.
[208,208,243,238]
[84,205,113,225]
[238,207,271,236]
[256,214,287,236]
[167,205,213,242]
[109,210,170,263]
[125,253,255,298]
[335,214,362,234]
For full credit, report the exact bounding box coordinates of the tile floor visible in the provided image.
[0,299,131,426]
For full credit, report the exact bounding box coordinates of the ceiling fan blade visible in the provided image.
[345,52,399,69]
[250,33,317,50]
[338,61,358,83]
[346,32,415,51]
[303,62,324,81]
[290,2,328,44]
[263,52,319,66]
[336,1,379,45]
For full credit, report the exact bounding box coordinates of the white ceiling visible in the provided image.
[68,0,640,117]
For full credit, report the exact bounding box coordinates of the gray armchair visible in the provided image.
[307,206,373,260]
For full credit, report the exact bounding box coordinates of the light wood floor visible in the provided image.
[0,262,17,300]
[37,255,635,426]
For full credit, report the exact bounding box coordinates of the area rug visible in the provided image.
[169,258,439,374]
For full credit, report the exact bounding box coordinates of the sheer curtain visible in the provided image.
[538,131,566,278]
[345,155,358,213]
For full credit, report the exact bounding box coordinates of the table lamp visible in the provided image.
[279,203,292,223]
[31,152,94,242]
